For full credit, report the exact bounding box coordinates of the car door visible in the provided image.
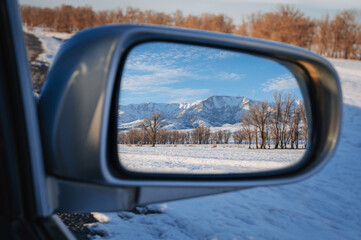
[0,0,75,239]
[1,1,342,239]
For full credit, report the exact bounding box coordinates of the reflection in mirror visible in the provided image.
[117,42,309,175]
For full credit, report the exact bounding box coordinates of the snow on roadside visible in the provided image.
[23,27,65,64]
[90,59,361,240]
[41,30,73,41]
[329,58,361,107]
[92,212,110,223]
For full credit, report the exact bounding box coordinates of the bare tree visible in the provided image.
[270,92,283,148]
[185,131,192,144]
[242,101,271,149]
[191,127,202,144]
[245,5,316,49]
[222,130,231,144]
[71,6,95,30]
[117,131,127,144]
[290,103,302,149]
[280,94,295,148]
[254,128,259,149]
[316,14,331,57]
[158,129,168,144]
[210,132,218,144]
[126,129,139,144]
[298,102,308,148]
[54,5,74,32]
[216,130,224,144]
[233,129,244,144]
[266,130,271,149]
[192,126,210,144]
[171,130,181,144]
[139,112,163,147]
[330,10,360,59]
[204,127,211,144]
[242,123,253,149]
[179,131,187,144]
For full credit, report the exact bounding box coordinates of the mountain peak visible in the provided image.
[118,95,253,130]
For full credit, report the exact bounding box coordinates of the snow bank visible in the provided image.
[91,58,361,240]
[23,27,65,64]
[41,30,73,41]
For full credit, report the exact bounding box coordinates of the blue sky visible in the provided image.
[119,42,303,105]
[19,0,361,25]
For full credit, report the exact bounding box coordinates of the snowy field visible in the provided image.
[119,144,305,174]
[26,29,361,240]
[90,58,361,240]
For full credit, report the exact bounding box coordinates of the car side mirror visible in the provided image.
[38,25,342,212]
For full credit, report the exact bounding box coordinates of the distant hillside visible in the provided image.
[118,96,255,130]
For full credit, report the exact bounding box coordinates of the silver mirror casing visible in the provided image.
[38,25,342,212]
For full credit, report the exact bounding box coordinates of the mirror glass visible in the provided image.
[117,42,309,175]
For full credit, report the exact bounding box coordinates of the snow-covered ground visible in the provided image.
[40,30,73,41]
[119,144,305,174]
[26,29,361,239]
[89,59,361,240]
[23,27,66,64]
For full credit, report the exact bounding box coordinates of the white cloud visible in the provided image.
[169,89,210,104]
[121,42,218,93]
[204,50,239,60]
[121,74,178,91]
[169,88,209,96]
[146,87,209,99]
[121,63,192,91]
[120,42,235,104]
[262,74,298,92]
[124,86,209,104]
[219,72,245,81]
[126,41,238,69]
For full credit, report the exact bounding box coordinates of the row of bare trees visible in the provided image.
[20,5,234,33]
[118,92,308,149]
[118,122,306,149]
[238,5,361,59]
[316,11,361,59]
[242,92,307,149]
[118,125,233,146]
[21,5,361,59]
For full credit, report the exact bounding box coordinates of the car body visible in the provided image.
[0,1,342,239]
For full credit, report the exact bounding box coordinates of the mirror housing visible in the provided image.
[117,41,309,176]
[38,25,342,212]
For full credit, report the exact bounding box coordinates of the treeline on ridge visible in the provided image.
[21,5,361,60]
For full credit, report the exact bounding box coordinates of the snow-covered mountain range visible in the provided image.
[118,96,254,130]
